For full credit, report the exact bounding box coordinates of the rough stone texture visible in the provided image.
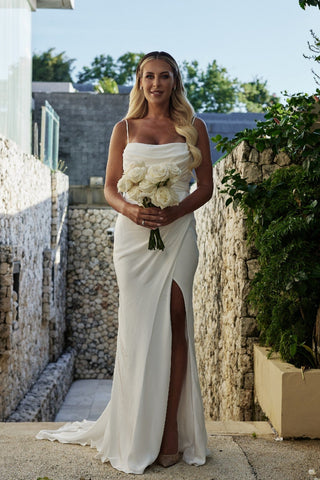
[49,171,69,362]
[193,141,294,421]
[0,136,69,421]
[32,92,129,185]
[67,207,119,378]
[7,349,75,422]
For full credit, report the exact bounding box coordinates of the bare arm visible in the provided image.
[104,120,162,228]
[104,117,213,229]
[157,117,213,226]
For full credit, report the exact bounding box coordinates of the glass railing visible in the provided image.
[40,100,59,171]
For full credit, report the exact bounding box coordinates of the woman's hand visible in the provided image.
[123,203,182,229]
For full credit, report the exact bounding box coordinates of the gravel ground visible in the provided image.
[1,423,320,480]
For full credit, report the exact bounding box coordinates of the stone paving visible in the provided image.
[55,379,112,422]
[1,380,320,480]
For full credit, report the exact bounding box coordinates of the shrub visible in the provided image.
[213,91,320,367]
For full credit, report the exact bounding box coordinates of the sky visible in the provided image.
[32,0,320,99]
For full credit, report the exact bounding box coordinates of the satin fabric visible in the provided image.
[36,143,208,474]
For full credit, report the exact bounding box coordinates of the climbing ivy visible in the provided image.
[216,92,320,368]
[213,91,320,163]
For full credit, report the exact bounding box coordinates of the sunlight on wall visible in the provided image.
[0,0,32,154]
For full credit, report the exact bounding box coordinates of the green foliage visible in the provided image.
[78,54,116,83]
[33,47,278,113]
[304,30,320,85]
[78,52,277,113]
[219,91,320,368]
[181,60,238,113]
[181,61,277,114]
[213,91,320,162]
[299,0,320,8]
[94,77,119,94]
[238,78,280,113]
[32,48,75,82]
[117,52,144,85]
[77,52,144,85]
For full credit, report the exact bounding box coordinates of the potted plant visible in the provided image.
[213,91,320,437]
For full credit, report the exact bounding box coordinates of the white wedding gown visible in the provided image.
[36,142,208,474]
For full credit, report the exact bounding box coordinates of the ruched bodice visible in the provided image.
[36,140,208,474]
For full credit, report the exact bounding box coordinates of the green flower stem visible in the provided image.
[143,197,165,251]
[148,228,165,251]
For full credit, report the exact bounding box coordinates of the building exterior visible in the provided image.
[0,0,74,154]
[0,0,75,422]
[32,87,264,202]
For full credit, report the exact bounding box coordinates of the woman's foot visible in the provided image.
[157,422,180,467]
[159,422,178,455]
[156,452,181,468]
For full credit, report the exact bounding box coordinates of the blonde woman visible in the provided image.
[37,51,213,475]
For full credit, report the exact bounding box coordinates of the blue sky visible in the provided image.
[32,0,320,98]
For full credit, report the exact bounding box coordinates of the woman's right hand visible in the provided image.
[123,203,164,230]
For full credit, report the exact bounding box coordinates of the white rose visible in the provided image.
[117,174,133,193]
[151,186,179,209]
[139,179,157,196]
[146,163,170,184]
[127,185,144,205]
[126,165,147,184]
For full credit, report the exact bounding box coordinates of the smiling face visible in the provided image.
[140,59,176,105]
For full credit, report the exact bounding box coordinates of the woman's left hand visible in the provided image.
[152,205,182,228]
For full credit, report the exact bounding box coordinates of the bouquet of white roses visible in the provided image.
[117,161,181,250]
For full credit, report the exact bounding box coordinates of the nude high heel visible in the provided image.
[156,452,181,468]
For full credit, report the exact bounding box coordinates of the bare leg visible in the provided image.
[159,280,187,455]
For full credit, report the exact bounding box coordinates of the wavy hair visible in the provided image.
[126,51,202,170]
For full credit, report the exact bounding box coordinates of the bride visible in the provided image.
[37,51,213,475]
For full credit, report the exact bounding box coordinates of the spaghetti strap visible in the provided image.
[192,115,197,125]
[124,118,129,144]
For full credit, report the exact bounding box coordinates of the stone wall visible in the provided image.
[32,92,264,186]
[0,136,69,420]
[7,349,74,422]
[32,92,129,186]
[66,207,119,378]
[193,141,291,421]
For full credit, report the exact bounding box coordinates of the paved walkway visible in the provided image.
[55,379,113,422]
[1,380,320,480]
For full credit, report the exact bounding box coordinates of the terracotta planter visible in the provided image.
[254,344,320,438]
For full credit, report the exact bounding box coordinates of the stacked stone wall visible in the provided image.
[193,141,292,421]
[7,349,75,422]
[49,171,69,361]
[67,207,118,378]
[0,136,69,420]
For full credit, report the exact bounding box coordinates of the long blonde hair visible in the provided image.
[126,51,202,170]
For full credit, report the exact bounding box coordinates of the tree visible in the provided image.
[182,61,277,113]
[32,48,75,82]
[116,52,145,85]
[77,52,144,85]
[94,77,119,94]
[299,0,320,9]
[77,54,117,84]
[238,78,280,112]
[182,60,238,113]
[304,30,320,85]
